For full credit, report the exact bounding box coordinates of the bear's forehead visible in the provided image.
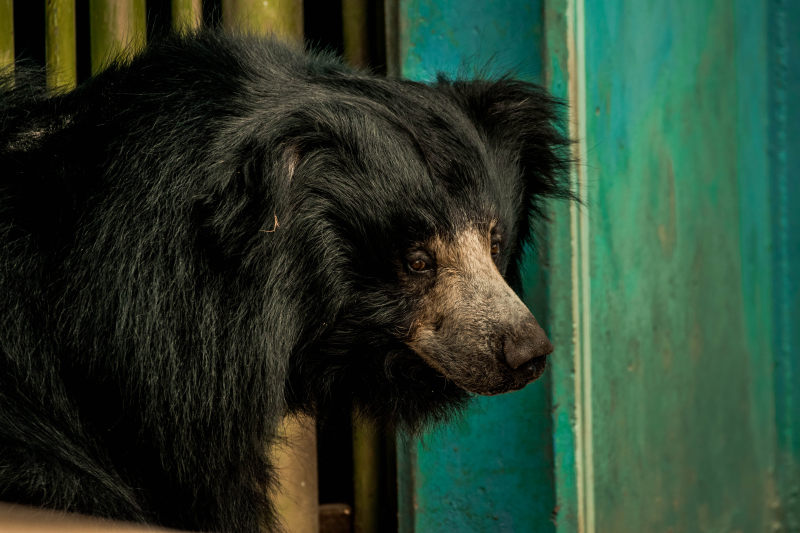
[291,81,518,237]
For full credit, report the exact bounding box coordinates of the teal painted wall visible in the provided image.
[397,0,544,82]
[546,0,799,531]
[394,2,557,532]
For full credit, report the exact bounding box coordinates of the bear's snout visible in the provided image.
[501,317,553,370]
[404,228,555,395]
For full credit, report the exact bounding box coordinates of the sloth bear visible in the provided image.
[0,32,570,532]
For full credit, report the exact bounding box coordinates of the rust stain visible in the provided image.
[661,344,673,371]
[689,321,703,364]
[657,152,677,256]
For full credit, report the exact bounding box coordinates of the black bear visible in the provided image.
[0,32,570,532]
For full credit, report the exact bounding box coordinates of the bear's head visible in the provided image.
[276,76,572,426]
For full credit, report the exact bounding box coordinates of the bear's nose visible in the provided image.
[503,320,554,370]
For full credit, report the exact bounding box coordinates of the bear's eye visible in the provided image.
[407,252,433,273]
[409,259,429,272]
[491,242,501,258]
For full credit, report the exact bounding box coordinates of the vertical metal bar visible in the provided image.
[352,417,379,533]
[221,0,303,43]
[571,0,592,529]
[383,0,399,77]
[45,0,77,91]
[341,4,380,530]
[342,0,368,68]
[172,0,202,34]
[0,0,13,72]
[89,0,146,75]
[395,435,415,533]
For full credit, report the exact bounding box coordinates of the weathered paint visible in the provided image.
[542,4,581,531]
[547,0,797,531]
[45,0,77,91]
[543,1,590,531]
[89,0,146,74]
[0,0,13,71]
[395,2,557,532]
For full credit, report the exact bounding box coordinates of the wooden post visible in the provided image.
[89,0,146,75]
[0,0,13,73]
[172,0,202,34]
[45,0,77,91]
[271,414,319,533]
[221,0,303,43]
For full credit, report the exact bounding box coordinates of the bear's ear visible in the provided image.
[435,77,574,291]
[435,77,574,218]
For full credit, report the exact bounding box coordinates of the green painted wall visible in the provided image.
[396,0,545,82]
[394,2,557,532]
[546,0,798,531]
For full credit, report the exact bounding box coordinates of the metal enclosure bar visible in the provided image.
[342,0,368,68]
[89,0,146,74]
[0,0,12,72]
[172,0,202,34]
[45,0,77,91]
[222,0,303,43]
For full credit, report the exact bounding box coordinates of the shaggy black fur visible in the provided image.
[0,32,570,532]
